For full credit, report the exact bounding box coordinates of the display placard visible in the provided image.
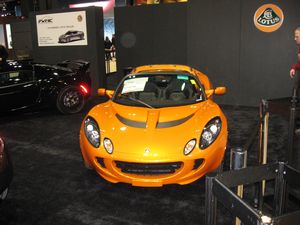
[36,11,88,46]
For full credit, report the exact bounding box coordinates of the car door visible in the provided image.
[70,32,76,41]
[0,70,40,111]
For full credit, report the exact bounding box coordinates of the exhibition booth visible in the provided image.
[0,1,299,225]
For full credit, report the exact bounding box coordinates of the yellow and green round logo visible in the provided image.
[254,4,284,33]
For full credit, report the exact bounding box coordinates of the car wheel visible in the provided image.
[56,86,86,114]
[0,188,8,200]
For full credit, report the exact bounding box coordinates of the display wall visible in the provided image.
[115,0,300,106]
[188,0,300,106]
[11,20,33,59]
[30,7,106,94]
[115,3,187,74]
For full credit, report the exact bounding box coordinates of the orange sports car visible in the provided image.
[80,65,227,187]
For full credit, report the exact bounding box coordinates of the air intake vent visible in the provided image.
[193,159,204,170]
[96,157,106,168]
[115,161,182,175]
[156,114,194,128]
[116,114,146,128]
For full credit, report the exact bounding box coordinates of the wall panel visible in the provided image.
[115,3,187,75]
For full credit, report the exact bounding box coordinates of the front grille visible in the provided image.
[115,161,182,175]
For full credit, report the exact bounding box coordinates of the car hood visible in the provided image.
[87,100,226,159]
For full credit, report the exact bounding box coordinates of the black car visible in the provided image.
[0,59,91,114]
[58,30,84,43]
[0,136,12,201]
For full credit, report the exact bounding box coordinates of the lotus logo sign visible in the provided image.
[254,4,284,32]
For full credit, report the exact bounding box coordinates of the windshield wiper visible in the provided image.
[118,94,154,109]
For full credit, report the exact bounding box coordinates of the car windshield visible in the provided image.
[113,73,205,108]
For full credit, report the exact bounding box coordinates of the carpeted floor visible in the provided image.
[0,73,299,225]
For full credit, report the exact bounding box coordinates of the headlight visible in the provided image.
[103,138,113,154]
[184,139,196,155]
[84,117,100,148]
[200,117,222,149]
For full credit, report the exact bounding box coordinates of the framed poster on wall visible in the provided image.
[36,11,88,47]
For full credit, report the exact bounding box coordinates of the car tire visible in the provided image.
[0,187,9,200]
[56,86,86,114]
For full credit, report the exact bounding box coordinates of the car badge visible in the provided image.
[145,148,150,154]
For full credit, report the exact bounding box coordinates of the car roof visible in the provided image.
[132,64,195,75]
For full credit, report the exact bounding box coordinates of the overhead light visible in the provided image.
[69,0,115,13]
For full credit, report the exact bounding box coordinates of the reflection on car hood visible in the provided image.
[95,100,222,127]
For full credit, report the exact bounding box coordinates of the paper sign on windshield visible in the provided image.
[122,77,149,94]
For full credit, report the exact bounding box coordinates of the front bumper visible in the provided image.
[80,133,226,187]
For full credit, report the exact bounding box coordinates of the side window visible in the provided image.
[18,70,34,83]
[0,70,34,87]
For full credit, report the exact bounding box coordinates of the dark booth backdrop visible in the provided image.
[115,0,300,106]
[115,3,187,73]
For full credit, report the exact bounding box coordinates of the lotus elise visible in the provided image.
[80,65,227,187]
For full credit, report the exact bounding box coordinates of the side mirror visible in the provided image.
[98,88,106,96]
[214,87,226,95]
[205,87,226,98]
[98,88,114,98]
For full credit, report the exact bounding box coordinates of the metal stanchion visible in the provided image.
[205,173,217,225]
[230,147,247,225]
[287,75,298,164]
[255,100,269,210]
[262,102,269,197]
[273,162,287,216]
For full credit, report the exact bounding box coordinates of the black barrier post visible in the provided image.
[205,173,217,225]
[205,163,299,225]
[230,147,247,225]
[273,162,287,217]
[287,76,298,164]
